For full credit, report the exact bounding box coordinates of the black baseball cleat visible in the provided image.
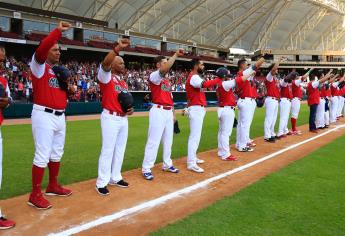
[264,137,275,143]
[95,186,109,196]
[109,179,129,188]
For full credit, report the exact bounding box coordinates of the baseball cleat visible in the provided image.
[239,147,254,152]
[247,142,256,147]
[0,217,15,230]
[264,137,275,143]
[196,158,205,164]
[163,166,179,173]
[28,193,52,210]
[187,165,204,173]
[95,186,109,196]
[45,185,72,196]
[109,179,129,188]
[222,155,237,161]
[142,172,154,180]
[310,130,318,134]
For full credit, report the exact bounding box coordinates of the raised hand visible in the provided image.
[118,38,130,49]
[175,48,184,57]
[58,21,72,32]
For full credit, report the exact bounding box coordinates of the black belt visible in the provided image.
[268,97,279,101]
[219,106,235,110]
[44,108,65,116]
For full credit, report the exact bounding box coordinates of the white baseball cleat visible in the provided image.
[187,165,204,173]
[196,158,205,164]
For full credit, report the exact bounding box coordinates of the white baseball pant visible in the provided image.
[187,106,206,167]
[291,98,301,119]
[277,98,291,136]
[31,104,65,168]
[236,98,252,150]
[264,97,279,139]
[246,99,256,143]
[217,107,235,158]
[316,98,326,128]
[142,105,174,172]
[330,96,338,123]
[97,110,128,188]
[337,96,344,117]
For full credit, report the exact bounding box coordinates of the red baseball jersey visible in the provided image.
[307,81,320,106]
[216,80,236,107]
[100,74,128,115]
[235,76,253,99]
[186,72,207,106]
[292,79,303,99]
[31,64,67,110]
[265,75,280,98]
[149,70,173,106]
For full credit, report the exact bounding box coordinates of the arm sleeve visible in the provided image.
[243,66,255,79]
[222,80,236,92]
[97,64,111,84]
[30,54,45,79]
[294,78,302,86]
[34,28,62,64]
[190,75,203,88]
[266,72,274,82]
[312,81,320,88]
[202,78,221,88]
[149,70,164,85]
[280,80,288,87]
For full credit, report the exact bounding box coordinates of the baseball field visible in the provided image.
[0,104,344,235]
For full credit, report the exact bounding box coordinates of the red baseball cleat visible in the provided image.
[222,155,237,161]
[28,193,52,210]
[0,217,15,230]
[45,185,72,197]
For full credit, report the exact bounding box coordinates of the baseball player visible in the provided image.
[0,44,15,229]
[141,50,184,180]
[323,78,333,128]
[28,21,73,210]
[336,77,345,119]
[186,59,223,173]
[290,69,313,134]
[216,67,253,161]
[264,61,282,142]
[329,75,345,123]
[316,72,336,129]
[247,79,258,147]
[95,38,133,195]
[307,73,329,133]
[236,57,265,152]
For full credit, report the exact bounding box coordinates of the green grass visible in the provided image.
[1,105,309,199]
[152,135,345,236]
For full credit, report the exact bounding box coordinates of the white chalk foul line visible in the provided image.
[50,124,345,236]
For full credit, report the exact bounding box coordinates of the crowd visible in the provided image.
[1,57,222,103]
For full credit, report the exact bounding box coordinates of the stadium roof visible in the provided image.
[4,0,345,51]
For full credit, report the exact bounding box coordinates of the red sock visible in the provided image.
[32,165,45,195]
[291,118,297,131]
[48,161,60,187]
